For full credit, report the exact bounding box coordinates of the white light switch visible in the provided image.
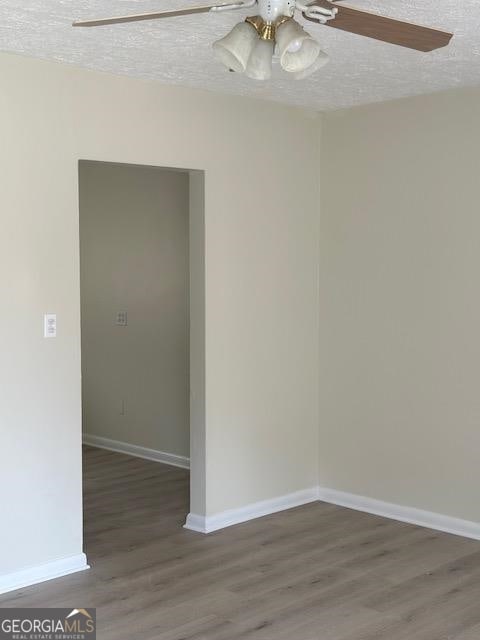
[44,313,57,338]
[116,311,128,326]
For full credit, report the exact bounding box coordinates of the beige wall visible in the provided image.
[0,52,320,577]
[80,161,190,457]
[320,88,480,523]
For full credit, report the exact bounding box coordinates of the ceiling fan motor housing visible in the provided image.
[258,0,295,22]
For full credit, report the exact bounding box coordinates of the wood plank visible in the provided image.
[0,446,479,640]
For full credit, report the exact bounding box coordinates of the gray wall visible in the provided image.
[320,88,480,523]
[80,162,190,457]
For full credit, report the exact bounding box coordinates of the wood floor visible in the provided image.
[1,446,480,639]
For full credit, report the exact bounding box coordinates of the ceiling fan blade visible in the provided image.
[73,3,242,27]
[303,2,453,51]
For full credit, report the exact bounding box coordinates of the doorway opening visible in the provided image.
[78,160,205,564]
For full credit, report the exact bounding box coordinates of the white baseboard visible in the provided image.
[317,486,480,541]
[84,434,480,542]
[83,434,190,470]
[185,484,480,541]
[0,553,89,596]
[184,513,208,533]
[184,487,319,534]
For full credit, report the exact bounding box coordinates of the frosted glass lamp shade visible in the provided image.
[293,50,329,79]
[276,19,321,73]
[245,38,274,80]
[213,22,258,73]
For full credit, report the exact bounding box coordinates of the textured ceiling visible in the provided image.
[0,0,479,110]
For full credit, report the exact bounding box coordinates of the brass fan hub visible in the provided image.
[245,14,292,41]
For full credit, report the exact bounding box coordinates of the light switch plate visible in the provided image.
[116,311,128,326]
[44,313,57,338]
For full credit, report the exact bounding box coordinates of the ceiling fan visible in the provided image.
[73,0,453,81]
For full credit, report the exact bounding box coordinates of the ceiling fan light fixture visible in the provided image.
[212,20,258,72]
[73,1,455,84]
[245,37,274,80]
[276,18,321,73]
[293,49,329,79]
